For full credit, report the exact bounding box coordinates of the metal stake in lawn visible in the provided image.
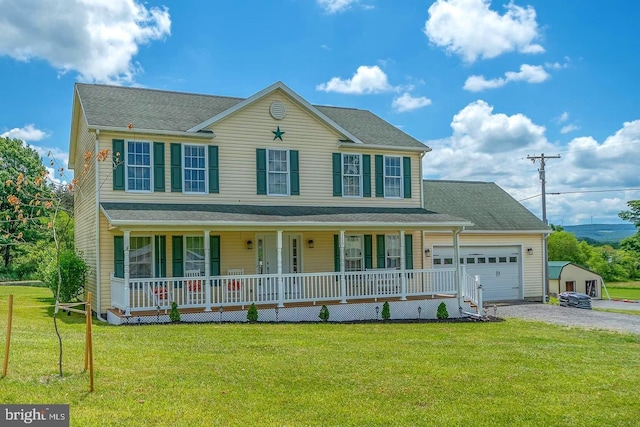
[528,153,561,302]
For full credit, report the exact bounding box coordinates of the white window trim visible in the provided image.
[129,235,154,279]
[182,144,208,194]
[184,235,205,275]
[342,153,363,198]
[266,148,290,196]
[125,140,153,193]
[344,234,364,272]
[383,155,403,199]
[385,234,401,269]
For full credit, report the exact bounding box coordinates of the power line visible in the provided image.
[518,187,640,202]
[527,153,561,225]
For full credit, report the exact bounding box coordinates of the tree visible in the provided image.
[0,137,52,269]
[619,200,640,228]
[547,231,588,265]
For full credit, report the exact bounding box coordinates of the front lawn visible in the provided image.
[1,286,639,426]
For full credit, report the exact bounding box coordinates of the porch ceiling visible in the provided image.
[100,202,472,230]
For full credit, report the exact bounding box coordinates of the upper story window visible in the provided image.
[384,156,402,198]
[342,154,362,197]
[267,149,289,195]
[126,141,152,192]
[184,145,206,194]
[385,235,401,269]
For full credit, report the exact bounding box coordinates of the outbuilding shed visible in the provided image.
[548,261,602,299]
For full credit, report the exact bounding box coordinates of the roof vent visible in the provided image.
[270,102,287,120]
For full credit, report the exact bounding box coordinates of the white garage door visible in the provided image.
[433,246,522,301]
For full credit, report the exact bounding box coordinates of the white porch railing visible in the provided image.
[461,270,483,313]
[110,268,461,313]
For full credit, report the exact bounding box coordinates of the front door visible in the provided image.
[256,234,301,299]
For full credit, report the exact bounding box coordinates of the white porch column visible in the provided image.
[123,230,130,316]
[400,230,407,300]
[339,230,346,303]
[203,230,211,311]
[453,228,462,312]
[277,230,284,307]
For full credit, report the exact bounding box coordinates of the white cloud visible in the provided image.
[560,124,579,134]
[0,0,171,84]
[317,0,359,14]
[545,57,571,69]
[423,104,640,224]
[392,93,432,112]
[464,64,550,91]
[1,124,49,142]
[424,0,544,63]
[316,65,396,94]
[558,112,569,123]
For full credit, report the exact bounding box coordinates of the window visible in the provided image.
[126,141,151,191]
[466,257,475,264]
[443,258,453,265]
[342,154,362,197]
[185,236,205,275]
[344,235,363,271]
[384,156,402,198]
[433,259,442,265]
[130,237,152,278]
[509,256,518,263]
[267,149,289,195]
[184,145,206,193]
[477,257,486,264]
[385,235,401,269]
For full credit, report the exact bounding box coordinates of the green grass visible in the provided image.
[604,284,640,301]
[1,286,640,426]
[594,308,640,316]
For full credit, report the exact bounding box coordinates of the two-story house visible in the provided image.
[69,81,538,324]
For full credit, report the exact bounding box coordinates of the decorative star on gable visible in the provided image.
[272,126,285,141]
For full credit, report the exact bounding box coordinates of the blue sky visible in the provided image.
[1,0,639,225]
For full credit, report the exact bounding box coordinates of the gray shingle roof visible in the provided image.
[75,83,427,149]
[423,180,549,232]
[100,203,471,228]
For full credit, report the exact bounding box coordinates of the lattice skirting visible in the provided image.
[107,298,473,325]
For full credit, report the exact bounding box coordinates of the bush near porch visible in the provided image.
[1,286,639,426]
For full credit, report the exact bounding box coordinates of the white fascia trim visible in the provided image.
[104,219,474,230]
[338,141,430,153]
[427,229,551,235]
[90,126,215,140]
[187,81,364,144]
[68,88,90,169]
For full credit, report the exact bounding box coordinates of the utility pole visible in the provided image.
[527,153,560,303]
[527,153,561,225]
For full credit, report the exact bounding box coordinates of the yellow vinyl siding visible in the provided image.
[96,90,423,207]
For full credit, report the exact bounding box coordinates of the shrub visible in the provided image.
[40,249,88,303]
[436,302,449,319]
[169,302,181,322]
[247,303,258,322]
[319,305,330,322]
[381,301,391,320]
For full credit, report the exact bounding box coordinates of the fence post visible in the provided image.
[475,275,483,315]
[2,294,13,378]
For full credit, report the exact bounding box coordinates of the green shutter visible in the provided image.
[153,142,165,192]
[170,143,182,192]
[172,236,184,277]
[256,149,266,195]
[376,235,386,268]
[112,139,125,190]
[113,236,124,278]
[208,145,219,193]
[154,235,166,277]
[404,234,413,270]
[364,235,373,270]
[333,234,340,272]
[290,150,299,195]
[403,156,412,199]
[363,154,371,197]
[210,235,220,276]
[375,155,384,197]
[332,153,342,196]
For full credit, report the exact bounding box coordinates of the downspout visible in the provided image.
[94,130,106,322]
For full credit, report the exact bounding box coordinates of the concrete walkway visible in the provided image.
[494,301,640,335]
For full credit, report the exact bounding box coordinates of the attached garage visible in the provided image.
[433,246,522,301]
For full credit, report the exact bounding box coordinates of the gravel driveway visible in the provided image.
[492,301,640,335]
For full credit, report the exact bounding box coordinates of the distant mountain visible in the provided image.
[563,224,637,244]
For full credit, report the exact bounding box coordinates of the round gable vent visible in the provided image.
[270,102,287,120]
